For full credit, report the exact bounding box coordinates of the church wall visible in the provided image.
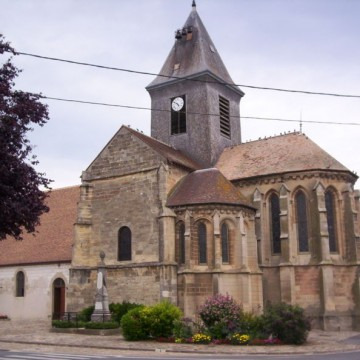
[294,266,321,314]
[233,171,360,329]
[73,128,169,268]
[234,172,357,266]
[0,263,70,320]
[174,205,263,318]
[68,129,179,311]
[72,169,162,267]
[69,168,165,310]
[83,128,161,181]
[262,267,281,305]
[68,265,165,312]
[166,165,190,195]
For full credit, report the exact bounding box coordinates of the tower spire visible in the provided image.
[192,0,196,9]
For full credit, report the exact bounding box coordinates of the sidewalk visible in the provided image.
[0,320,360,356]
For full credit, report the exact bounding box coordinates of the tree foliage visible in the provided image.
[0,34,51,240]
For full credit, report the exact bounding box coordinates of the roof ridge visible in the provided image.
[124,126,177,149]
[124,126,201,171]
[46,185,80,192]
[225,131,302,151]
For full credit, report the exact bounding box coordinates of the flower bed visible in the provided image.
[115,294,310,346]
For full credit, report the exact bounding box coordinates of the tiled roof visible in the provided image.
[146,6,242,95]
[167,168,253,208]
[0,186,79,266]
[126,127,201,171]
[216,132,352,181]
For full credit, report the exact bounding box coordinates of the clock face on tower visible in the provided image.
[171,97,184,111]
[171,95,186,135]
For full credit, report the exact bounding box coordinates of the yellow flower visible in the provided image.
[192,333,211,344]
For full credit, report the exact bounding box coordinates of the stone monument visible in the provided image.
[91,251,111,322]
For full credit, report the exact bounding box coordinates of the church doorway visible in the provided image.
[53,278,65,319]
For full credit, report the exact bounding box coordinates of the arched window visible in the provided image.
[295,190,309,252]
[198,222,207,264]
[269,193,281,254]
[118,226,132,261]
[179,222,186,264]
[325,190,337,252]
[221,223,230,263]
[16,271,25,297]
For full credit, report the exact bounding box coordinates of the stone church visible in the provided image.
[1,2,359,330]
[66,2,360,330]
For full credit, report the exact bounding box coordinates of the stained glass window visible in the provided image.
[221,223,230,263]
[179,222,185,264]
[325,190,337,252]
[296,191,309,252]
[270,193,281,254]
[198,222,207,264]
[118,226,132,261]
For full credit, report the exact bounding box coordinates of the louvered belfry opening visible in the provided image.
[219,95,231,138]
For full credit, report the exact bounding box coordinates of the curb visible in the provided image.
[0,339,359,356]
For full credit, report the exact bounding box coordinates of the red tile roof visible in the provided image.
[0,186,79,266]
[126,127,201,171]
[216,132,353,181]
[167,168,253,208]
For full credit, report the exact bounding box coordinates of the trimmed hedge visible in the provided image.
[84,321,119,329]
[52,320,86,328]
[77,305,95,322]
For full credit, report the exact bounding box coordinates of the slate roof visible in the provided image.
[0,186,79,267]
[167,168,253,208]
[146,4,242,95]
[216,132,353,181]
[126,127,201,171]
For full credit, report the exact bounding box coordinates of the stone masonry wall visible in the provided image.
[68,265,164,312]
[294,266,321,313]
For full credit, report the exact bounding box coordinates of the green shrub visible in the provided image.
[52,320,86,328]
[84,321,119,330]
[52,320,74,328]
[109,301,141,324]
[173,318,193,339]
[147,301,182,338]
[121,301,182,341]
[261,303,311,345]
[77,305,95,322]
[121,306,149,341]
[239,311,264,338]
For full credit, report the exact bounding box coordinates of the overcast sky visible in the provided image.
[1,0,359,188]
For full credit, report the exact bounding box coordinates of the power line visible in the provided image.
[42,96,360,126]
[13,51,360,99]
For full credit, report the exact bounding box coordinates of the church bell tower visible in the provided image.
[146,1,244,167]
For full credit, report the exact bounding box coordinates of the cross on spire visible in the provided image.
[192,0,196,8]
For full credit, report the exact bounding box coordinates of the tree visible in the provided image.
[0,34,51,240]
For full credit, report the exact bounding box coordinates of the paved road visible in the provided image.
[0,350,121,360]
[1,350,360,360]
